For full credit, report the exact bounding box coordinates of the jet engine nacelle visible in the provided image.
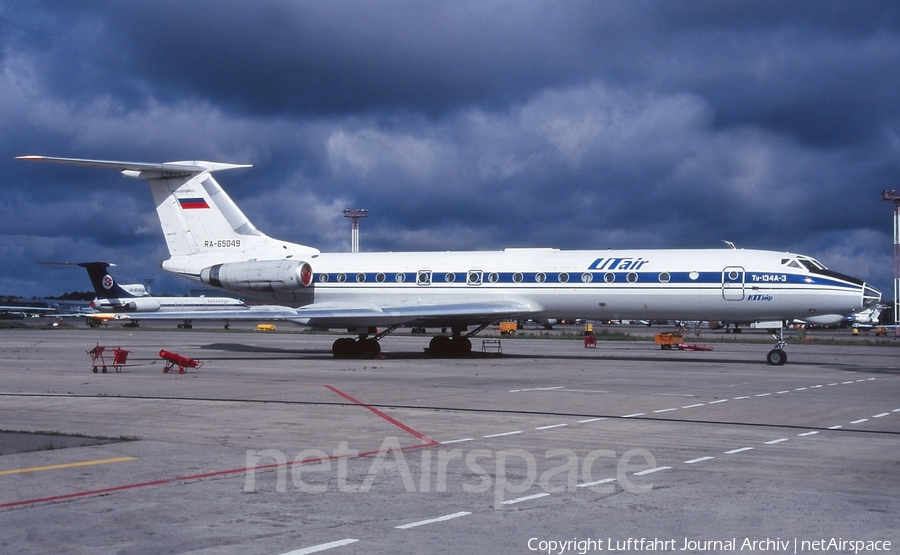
[200,260,314,298]
[122,297,162,312]
[94,297,162,312]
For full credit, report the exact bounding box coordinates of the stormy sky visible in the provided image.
[2,1,899,299]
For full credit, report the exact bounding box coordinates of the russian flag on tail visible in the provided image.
[178,197,210,209]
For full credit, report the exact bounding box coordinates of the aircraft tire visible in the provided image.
[451,336,472,356]
[428,335,452,357]
[766,349,787,366]
[332,337,357,358]
[359,338,381,358]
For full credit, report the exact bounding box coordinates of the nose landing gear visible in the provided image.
[766,327,787,366]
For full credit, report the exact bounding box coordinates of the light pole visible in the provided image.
[343,208,368,253]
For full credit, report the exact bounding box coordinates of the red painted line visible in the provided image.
[0,478,173,509]
[2,385,438,510]
[324,384,438,446]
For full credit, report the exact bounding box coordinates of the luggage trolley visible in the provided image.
[87,344,130,373]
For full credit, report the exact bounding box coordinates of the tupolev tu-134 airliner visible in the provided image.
[18,155,880,364]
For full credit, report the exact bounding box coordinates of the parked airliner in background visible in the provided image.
[19,155,881,364]
[72,261,250,328]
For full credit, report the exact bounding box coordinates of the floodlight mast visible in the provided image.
[882,190,900,334]
[343,208,368,253]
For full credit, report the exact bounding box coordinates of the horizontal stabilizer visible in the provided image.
[16,156,251,175]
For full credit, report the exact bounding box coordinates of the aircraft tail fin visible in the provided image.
[18,156,319,277]
[79,262,144,299]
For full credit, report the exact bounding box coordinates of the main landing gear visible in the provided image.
[426,324,493,357]
[331,326,392,359]
[766,327,787,366]
[330,324,491,359]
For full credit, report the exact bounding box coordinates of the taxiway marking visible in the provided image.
[395,511,471,529]
[0,456,136,476]
[502,492,550,505]
[280,538,359,555]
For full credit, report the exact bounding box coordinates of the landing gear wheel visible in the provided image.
[766,349,787,366]
[428,335,452,357]
[451,336,472,356]
[358,338,381,358]
[332,337,382,359]
[332,337,358,359]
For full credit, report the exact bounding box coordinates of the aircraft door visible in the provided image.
[722,266,745,301]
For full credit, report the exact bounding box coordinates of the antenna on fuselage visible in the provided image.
[722,240,736,250]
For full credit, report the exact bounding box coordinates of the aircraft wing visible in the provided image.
[292,299,539,328]
[86,305,300,322]
[86,300,539,328]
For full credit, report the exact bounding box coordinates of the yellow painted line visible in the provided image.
[0,456,136,476]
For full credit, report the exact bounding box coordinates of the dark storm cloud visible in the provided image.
[1,1,899,298]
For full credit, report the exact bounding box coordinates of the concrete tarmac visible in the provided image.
[1,324,898,554]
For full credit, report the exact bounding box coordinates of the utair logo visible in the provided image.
[102,275,115,290]
[588,257,650,271]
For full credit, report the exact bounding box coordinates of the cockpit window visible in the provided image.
[796,256,827,271]
[785,256,828,271]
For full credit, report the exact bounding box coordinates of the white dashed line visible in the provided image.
[709,399,729,404]
[684,456,714,464]
[850,419,869,424]
[795,387,807,391]
[502,493,550,505]
[682,403,705,409]
[440,438,473,444]
[535,423,568,430]
[578,478,616,488]
[509,386,565,393]
[578,417,606,423]
[755,393,772,397]
[395,511,471,529]
[797,431,819,437]
[828,425,843,430]
[893,409,900,413]
[725,447,754,454]
[811,385,823,389]
[842,381,854,384]
[827,383,839,386]
[653,408,677,414]
[733,396,750,400]
[281,538,360,555]
[873,413,890,418]
[764,438,788,445]
[777,391,790,394]
[635,466,671,476]
[483,431,523,438]
[622,413,645,418]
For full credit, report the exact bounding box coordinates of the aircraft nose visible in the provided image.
[863,283,881,309]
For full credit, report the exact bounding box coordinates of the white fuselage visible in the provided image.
[92,295,246,313]
[178,247,875,327]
